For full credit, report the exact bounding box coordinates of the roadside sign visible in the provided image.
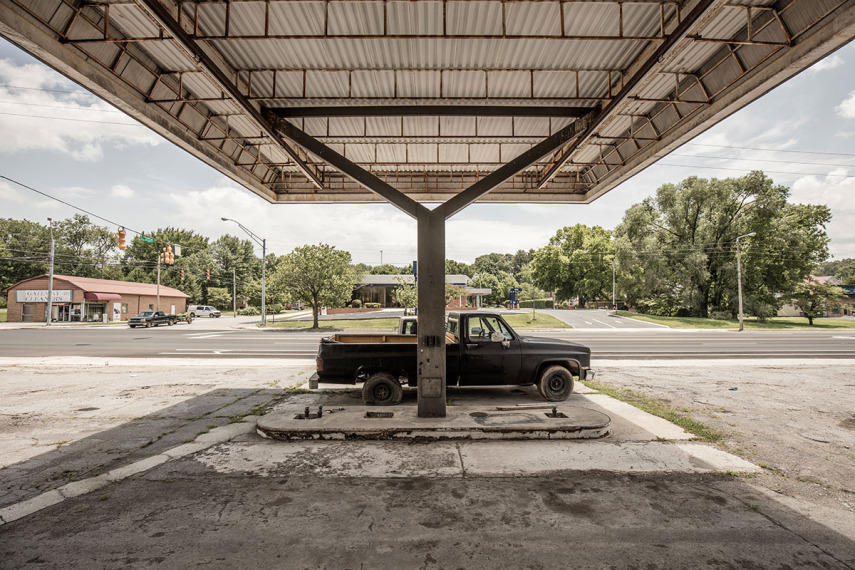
[139,235,154,243]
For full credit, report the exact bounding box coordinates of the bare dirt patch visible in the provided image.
[596,361,855,514]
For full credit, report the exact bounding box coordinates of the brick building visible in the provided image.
[3,274,189,323]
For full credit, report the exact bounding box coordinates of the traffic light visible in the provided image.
[166,245,174,265]
[117,228,126,250]
[180,268,185,281]
[160,248,166,264]
[206,268,210,280]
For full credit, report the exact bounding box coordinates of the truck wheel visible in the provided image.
[190,312,196,318]
[537,365,574,402]
[363,373,403,406]
[168,319,175,326]
[145,321,152,328]
[187,317,193,324]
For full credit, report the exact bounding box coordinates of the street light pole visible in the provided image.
[611,257,616,311]
[45,218,54,325]
[736,232,756,332]
[222,218,267,326]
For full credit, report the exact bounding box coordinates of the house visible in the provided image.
[777,275,854,318]
[352,274,491,309]
[3,274,189,322]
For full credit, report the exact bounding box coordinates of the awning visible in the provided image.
[84,292,122,301]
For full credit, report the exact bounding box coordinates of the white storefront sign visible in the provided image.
[15,289,73,303]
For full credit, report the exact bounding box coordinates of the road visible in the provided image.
[2,316,855,359]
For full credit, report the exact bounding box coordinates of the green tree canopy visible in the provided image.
[273,244,356,328]
[791,279,845,325]
[531,224,614,308]
[614,172,830,317]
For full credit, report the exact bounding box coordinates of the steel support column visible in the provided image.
[416,207,447,417]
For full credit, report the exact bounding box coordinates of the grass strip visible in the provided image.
[615,310,855,330]
[582,377,725,442]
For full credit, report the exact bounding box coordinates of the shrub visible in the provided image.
[364,302,381,309]
[237,307,261,316]
[519,299,554,309]
[710,311,731,321]
[352,299,362,308]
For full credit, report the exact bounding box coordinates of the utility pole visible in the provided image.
[380,250,383,265]
[233,267,237,317]
[45,218,54,325]
[612,257,616,311]
[736,232,756,332]
[156,253,161,311]
[221,218,267,326]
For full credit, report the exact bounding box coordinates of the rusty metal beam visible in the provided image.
[136,0,325,190]
[537,0,725,188]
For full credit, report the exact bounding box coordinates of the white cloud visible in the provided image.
[0,59,161,160]
[836,91,855,119]
[808,54,844,73]
[109,184,135,199]
[791,169,855,258]
[0,179,26,203]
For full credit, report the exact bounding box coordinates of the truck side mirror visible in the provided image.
[490,331,504,343]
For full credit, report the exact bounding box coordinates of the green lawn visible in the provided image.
[502,312,572,330]
[0,308,6,323]
[265,312,571,332]
[267,318,401,331]
[616,310,855,330]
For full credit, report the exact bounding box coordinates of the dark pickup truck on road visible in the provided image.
[128,310,176,328]
[315,311,594,405]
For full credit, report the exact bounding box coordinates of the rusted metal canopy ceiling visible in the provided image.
[2,0,854,208]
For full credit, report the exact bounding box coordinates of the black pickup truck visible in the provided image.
[315,311,594,405]
[128,310,175,328]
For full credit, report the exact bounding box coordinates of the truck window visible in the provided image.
[466,316,513,341]
[446,319,459,339]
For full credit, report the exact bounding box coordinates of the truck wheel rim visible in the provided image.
[548,375,566,394]
[375,386,390,400]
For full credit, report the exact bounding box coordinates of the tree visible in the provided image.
[816,258,855,284]
[790,279,846,325]
[445,284,468,306]
[445,259,472,276]
[531,224,613,308]
[615,172,830,317]
[207,287,231,309]
[472,253,511,276]
[394,277,418,315]
[274,244,356,328]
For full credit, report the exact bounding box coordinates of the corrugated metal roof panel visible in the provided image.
[477,117,513,137]
[305,70,350,97]
[376,144,407,163]
[328,117,364,136]
[440,117,476,136]
[443,70,486,97]
[329,1,385,35]
[366,117,403,137]
[351,70,396,97]
[403,117,439,136]
[505,2,562,36]
[488,71,531,97]
[387,1,444,35]
[564,3,620,37]
[267,2,325,35]
[446,1,503,35]
[439,144,470,163]
[228,2,266,37]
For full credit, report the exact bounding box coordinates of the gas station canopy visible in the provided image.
[3,0,854,210]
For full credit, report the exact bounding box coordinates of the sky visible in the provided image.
[1,37,855,267]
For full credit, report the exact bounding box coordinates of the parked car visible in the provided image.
[314,311,594,405]
[188,305,221,318]
[128,311,175,328]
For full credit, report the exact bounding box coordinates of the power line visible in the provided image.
[657,162,855,179]
[0,99,124,113]
[0,111,142,127]
[0,175,144,236]
[671,153,855,168]
[0,83,94,96]
[685,143,855,158]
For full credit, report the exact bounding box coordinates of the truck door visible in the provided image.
[460,315,522,385]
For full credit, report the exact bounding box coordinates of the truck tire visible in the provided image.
[145,321,152,328]
[537,365,574,402]
[190,312,196,318]
[187,317,193,324]
[363,373,403,406]
[168,319,175,325]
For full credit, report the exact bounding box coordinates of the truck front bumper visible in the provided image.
[582,368,596,381]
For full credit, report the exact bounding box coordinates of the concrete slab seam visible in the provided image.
[0,419,258,526]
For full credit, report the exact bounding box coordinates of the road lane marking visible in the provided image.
[591,318,616,329]
[186,334,224,339]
